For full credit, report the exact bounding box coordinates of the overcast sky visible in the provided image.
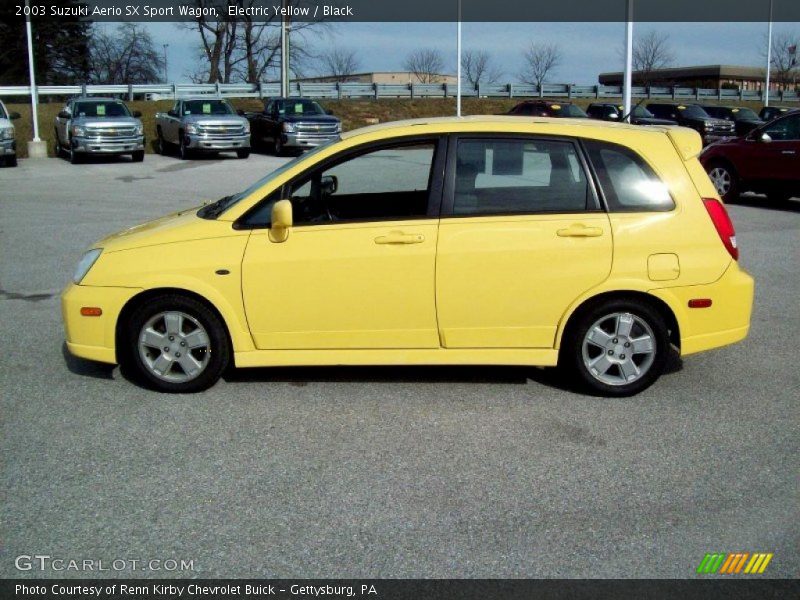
[141,21,796,83]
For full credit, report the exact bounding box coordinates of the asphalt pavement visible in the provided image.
[0,153,797,578]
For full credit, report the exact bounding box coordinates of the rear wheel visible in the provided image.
[706,160,739,202]
[122,295,230,393]
[561,298,670,397]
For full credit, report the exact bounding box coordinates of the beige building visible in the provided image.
[599,65,792,91]
[297,71,458,84]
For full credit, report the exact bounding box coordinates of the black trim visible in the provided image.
[234,134,447,230]
[441,133,602,219]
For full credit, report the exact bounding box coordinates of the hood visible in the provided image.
[282,114,340,124]
[182,114,248,126]
[72,116,142,128]
[95,206,230,253]
[0,117,12,128]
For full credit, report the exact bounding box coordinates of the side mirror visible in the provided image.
[132,110,142,118]
[8,111,20,120]
[320,175,338,196]
[167,109,178,117]
[237,109,246,116]
[326,109,334,116]
[759,132,772,143]
[269,199,293,243]
[608,112,619,119]
[57,111,71,119]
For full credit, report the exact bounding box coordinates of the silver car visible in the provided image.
[54,97,145,164]
[155,98,250,160]
[0,99,20,167]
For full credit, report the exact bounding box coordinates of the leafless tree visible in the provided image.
[461,50,502,87]
[520,43,561,88]
[761,30,800,90]
[88,23,164,84]
[321,46,361,81]
[403,48,445,83]
[632,30,674,86]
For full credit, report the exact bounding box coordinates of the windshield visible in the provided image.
[73,101,130,118]
[197,138,340,219]
[556,104,588,118]
[0,103,7,119]
[678,105,710,119]
[632,106,655,118]
[183,100,234,116]
[731,107,759,121]
[276,99,326,116]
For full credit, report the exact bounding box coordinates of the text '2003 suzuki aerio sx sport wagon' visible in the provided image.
[62,117,754,396]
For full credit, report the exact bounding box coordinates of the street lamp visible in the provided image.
[163,44,169,83]
[24,0,46,158]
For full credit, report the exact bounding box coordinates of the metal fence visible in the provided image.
[1,81,799,103]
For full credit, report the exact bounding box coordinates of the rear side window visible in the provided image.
[453,138,591,215]
[584,140,674,212]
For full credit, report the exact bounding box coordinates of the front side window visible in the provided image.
[584,140,674,212]
[453,138,590,215]
[183,100,233,116]
[763,114,800,141]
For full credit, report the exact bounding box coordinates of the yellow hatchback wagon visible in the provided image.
[62,116,754,396]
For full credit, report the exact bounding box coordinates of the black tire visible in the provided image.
[121,294,231,393]
[560,298,670,397]
[274,136,284,156]
[236,148,250,159]
[7,155,17,167]
[156,127,167,155]
[178,131,192,160]
[54,128,63,157]
[69,142,83,165]
[131,150,145,162]
[706,160,739,203]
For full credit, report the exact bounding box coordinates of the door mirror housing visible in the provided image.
[8,111,20,120]
[167,109,178,117]
[269,199,293,243]
[759,132,772,143]
[57,111,71,120]
[608,112,619,119]
[320,174,338,196]
[132,110,142,118]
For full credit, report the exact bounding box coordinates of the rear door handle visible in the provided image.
[374,231,425,245]
[781,150,796,155]
[557,224,604,238]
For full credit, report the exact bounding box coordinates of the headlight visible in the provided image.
[135,123,144,135]
[243,121,250,134]
[334,122,342,133]
[71,125,85,137]
[73,249,102,284]
[0,126,13,140]
[185,123,198,134]
[282,122,296,133]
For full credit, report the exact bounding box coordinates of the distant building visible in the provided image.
[599,65,790,91]
[294,71,458,85]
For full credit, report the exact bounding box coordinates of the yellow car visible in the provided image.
[62,116,754,396]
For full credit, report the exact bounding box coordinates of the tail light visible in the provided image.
[702,198,738,260]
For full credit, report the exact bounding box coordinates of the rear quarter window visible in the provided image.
[584,140,675,212]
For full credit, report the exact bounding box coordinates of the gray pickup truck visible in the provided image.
[54,97,145,164]
[0,99,20,167]
[155,98,250,160]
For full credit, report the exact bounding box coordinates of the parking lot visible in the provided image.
[0,153,797,578]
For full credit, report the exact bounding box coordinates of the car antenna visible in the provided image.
[621,97,647,123]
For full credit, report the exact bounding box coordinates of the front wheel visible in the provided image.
[236,148,250,159]
[179,133,192,160]
[706,161,739,202]
[131,150,145,162]
[561,299,670,397]
[5,155,17,167]
[122,295,230,393]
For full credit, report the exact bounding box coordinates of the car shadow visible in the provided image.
[729,194,800,213]
[61,342,116,380]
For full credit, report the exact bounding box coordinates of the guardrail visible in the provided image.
[1,82,798,103]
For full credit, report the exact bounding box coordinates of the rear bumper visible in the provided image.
[61,282,143,364]
[185,133,250,151]
[649,262,754,356]
[73,136,145,154]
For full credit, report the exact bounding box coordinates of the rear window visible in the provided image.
[584,140,674,212]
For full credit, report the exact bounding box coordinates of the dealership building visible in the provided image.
[599,64,792,90]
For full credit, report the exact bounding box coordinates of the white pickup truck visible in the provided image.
[155,98,251,160]
[0,99,21,167]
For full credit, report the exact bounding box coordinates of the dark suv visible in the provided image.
[701,105,764,136]
[246,97,341,155]
[507,100,588,118]
[699,110,799,202]
[646,103,735,145]
[586,103,674,126]
[759,106,798,122]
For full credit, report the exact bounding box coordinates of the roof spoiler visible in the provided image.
[666,127,704,161]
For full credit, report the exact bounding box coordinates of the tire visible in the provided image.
[236,148,250,159]
[54,128,63,157]
[178,131,191,160]
[706,160,739,203]
[7,155,17,167]
[132,150,145,162]
[68,141,83,165]
[156,127,167,155]
[560,298,670,397]
[274,136,284,156]
[121,294,230,393]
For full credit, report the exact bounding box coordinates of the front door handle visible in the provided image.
[557,224,604,238]
[781,150,796,155]
[374,231,425,245]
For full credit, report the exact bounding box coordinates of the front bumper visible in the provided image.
[61,282,143,364]
[185,133,250,152]
[650,262,754,356]
[1,139,16,155]
[73,136,145,154]
[282,131,339,149]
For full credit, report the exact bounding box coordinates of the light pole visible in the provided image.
[456,0,462,117]
[24,0,46,158]
[622,0,634,122]
[163,44,169,83]
[281,0,290,97]
[765,0,773,106]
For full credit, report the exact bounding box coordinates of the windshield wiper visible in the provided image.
[197,195,236,219]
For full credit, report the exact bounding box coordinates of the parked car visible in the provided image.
[247,97,341,155]
[62,117,753,397]
[586,103,674,126]
[701,105,764,136]
[646,103,735,145]
[155,98,250,160]
[54,97,145,164]
[759,106,798,122]
[507,100,588,118]
[0,99,20,167]
[700,110,800,203]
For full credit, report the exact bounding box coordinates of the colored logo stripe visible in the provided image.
[697,553,773,574]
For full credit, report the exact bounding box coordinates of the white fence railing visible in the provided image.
[1,82,798,103]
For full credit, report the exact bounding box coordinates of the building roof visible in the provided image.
[599,64,766,84]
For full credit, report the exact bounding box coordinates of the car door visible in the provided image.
[754,113,800,183]
[435,135,612,349]
[240,137,446,350]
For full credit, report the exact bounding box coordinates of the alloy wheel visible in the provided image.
[581,312,656,386]
[137,311,211,383]
[708,167,732,197]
